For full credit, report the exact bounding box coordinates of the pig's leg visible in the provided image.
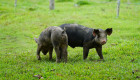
[49,48,53,60]
[61,46,67,63]
[37,45,42,60]
[95,46,104,59]
[54,46,61,63]
[59,47,62,59]
[83,47,89,60]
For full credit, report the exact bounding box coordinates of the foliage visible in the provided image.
[0,0,140,79]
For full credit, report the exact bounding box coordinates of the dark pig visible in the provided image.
[59,24,112,60]
[35,26,68,63]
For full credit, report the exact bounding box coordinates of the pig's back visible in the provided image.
[59,24,94,48]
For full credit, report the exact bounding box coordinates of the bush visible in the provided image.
[76,1,91,6]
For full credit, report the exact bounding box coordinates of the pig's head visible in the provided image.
[93,28,112,45]
[34,38,47,55]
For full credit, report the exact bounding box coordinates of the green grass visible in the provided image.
[0,0,140,79]
[57,0,73,2]
[76,1,91,6]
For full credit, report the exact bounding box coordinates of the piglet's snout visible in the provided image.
[101,40,106,45]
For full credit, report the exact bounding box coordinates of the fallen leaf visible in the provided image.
[111,43,118,46]
[130,58,135,62]
[56,73,63,76]
[33,74,43,79]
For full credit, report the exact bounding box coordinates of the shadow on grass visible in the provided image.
[68,55,105,63]
[32,56,56,63]
[32,54,105,64]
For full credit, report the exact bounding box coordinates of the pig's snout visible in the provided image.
[101,40,106,45]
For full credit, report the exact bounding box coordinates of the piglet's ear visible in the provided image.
[106,28,112,36]
[93,29,99,36]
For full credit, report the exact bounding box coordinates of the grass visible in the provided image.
[76,1,91,6]
[0,0,140,79]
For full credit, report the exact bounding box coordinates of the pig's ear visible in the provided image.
[62,27,66,34]
[62,30,65,34]
[93,29,99,36]
[34,38,38,43]
[106,28,112,36]
[64,27,66,32]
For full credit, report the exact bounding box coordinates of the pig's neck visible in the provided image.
[84,40,102,49]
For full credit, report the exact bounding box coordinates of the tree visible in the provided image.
[117,0,120,18]
[49,0,55,10]
[15,0,17,7]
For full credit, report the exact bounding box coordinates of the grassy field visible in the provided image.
[0,0,140,79]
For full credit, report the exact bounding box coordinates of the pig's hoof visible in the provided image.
[56,60,60,63]
[37,55,41,60]
[38,58,41,60]
[64,61,67,63]
[83,58,87,61]
[37,57,41,60]
[49,58,52,61]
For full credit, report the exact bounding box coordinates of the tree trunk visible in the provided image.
[117,0,120,18]
[49,0,55,10]
[15,0,17,7]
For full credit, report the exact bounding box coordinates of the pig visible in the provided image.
[59,24,112,60]
[34,26,68,63]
